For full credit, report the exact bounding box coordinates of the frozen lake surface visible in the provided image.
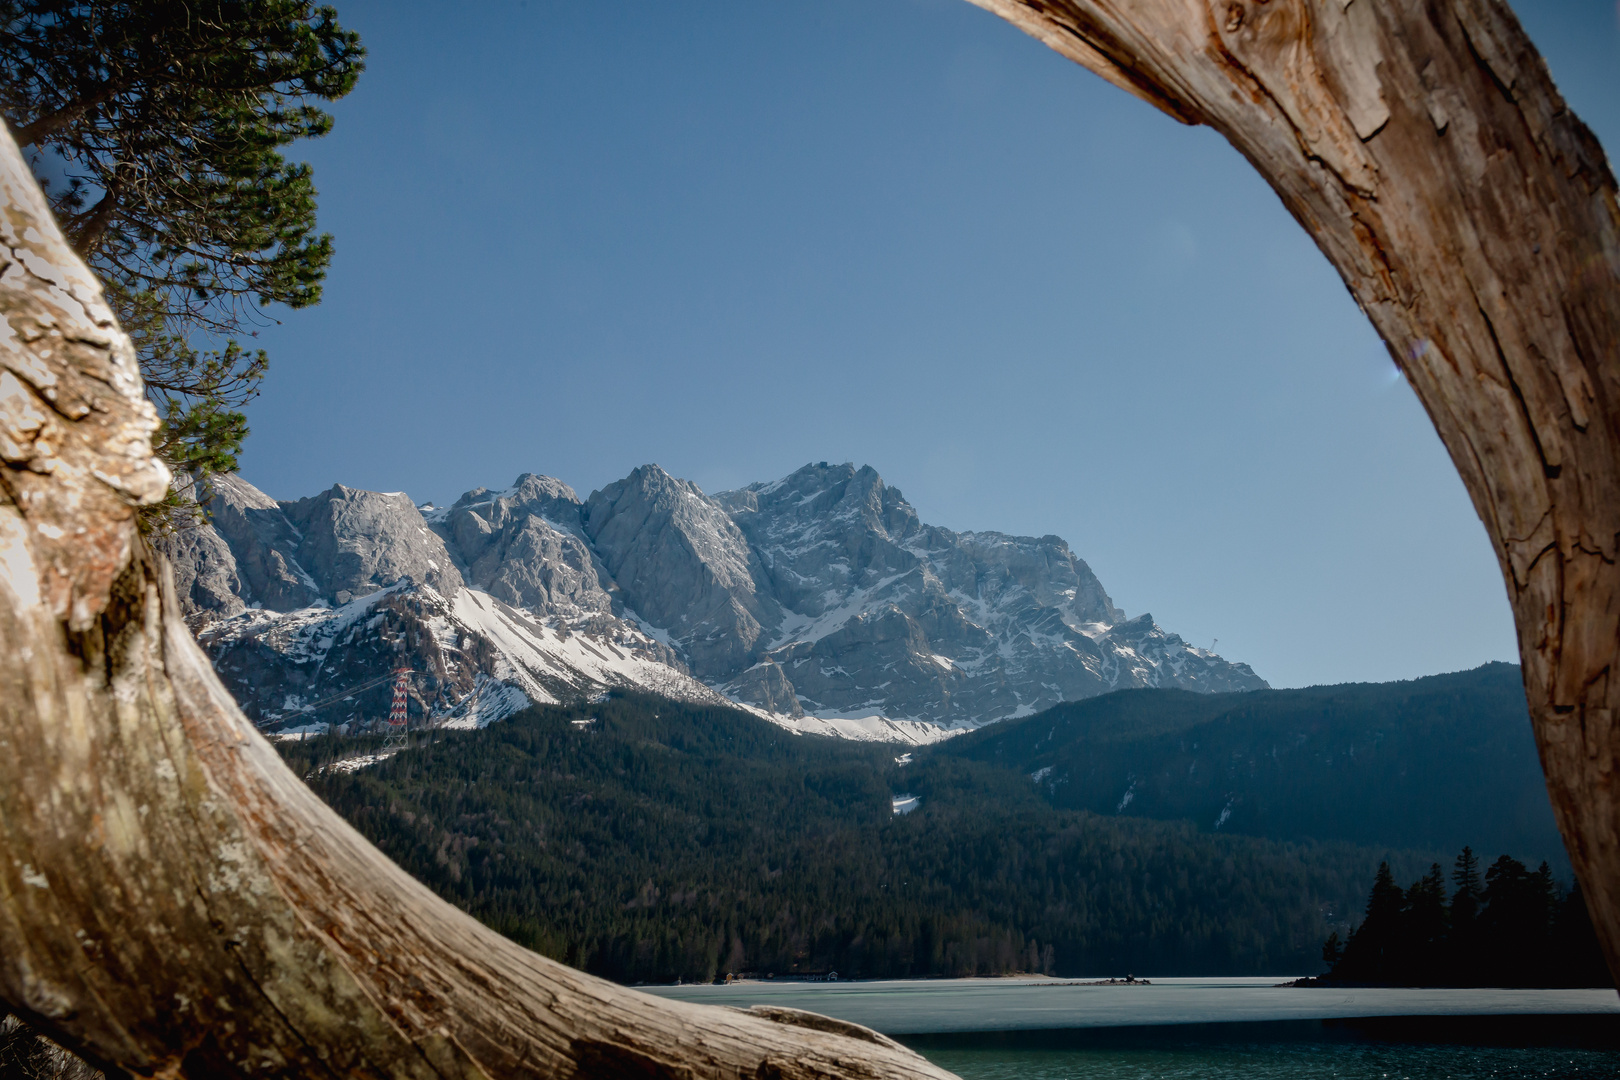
[642,977,1620,1035]
[910,1026,1620,1080]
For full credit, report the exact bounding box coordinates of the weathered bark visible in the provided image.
[965,0,1620,970]
[0,122,955,1079]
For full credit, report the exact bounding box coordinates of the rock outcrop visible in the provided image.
[164,511,248,620]
[203,473,322,611]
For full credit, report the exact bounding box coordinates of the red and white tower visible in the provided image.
[388,668,409,726]
[384,667,410,748]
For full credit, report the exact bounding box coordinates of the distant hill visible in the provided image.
[280,693,1422,984]
[940,663,1567,870]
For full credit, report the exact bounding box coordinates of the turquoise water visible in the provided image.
[907,1021,1620,1079]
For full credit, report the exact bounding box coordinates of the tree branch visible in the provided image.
[66,183,119,256]
[14,86,120,149]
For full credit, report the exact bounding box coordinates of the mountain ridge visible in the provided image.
[163,460,1266,740]
[941,661,1567,869]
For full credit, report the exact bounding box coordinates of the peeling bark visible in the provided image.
[965,0,1620,972]
[0,121,954,1079]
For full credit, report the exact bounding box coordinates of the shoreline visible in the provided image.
[640,976,1620,1035]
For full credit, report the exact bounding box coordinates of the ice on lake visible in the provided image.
[642,976,1620,1035]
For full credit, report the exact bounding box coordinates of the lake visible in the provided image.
[908,1022,1620,1079]
[645,978,1620,1078]
[645,976,1620,1032]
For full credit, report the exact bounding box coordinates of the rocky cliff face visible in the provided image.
[280,484,463,604]
[707,463,1262,724]
[162,473,727,740]
[584,465,779,675]
[436,474,616,623]
[161,461,1265,743]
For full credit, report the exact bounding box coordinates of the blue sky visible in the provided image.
[237,0,1620,690]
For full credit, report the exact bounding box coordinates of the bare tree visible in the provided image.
[1,0,1616,1076]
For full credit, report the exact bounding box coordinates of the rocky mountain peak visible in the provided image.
[278,484,463,605]
[722,462,920,544]
[939,530,1124,631]
[585,464,776,674]
[205,473,323,611]
[454,473,581,513]
[441,473,610,620]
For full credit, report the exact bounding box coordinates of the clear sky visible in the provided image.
[235,0,1620,690]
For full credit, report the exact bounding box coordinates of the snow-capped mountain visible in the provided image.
[707,463,1262,724]
[162,462,1265,744]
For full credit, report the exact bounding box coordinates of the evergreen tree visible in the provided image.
[1321,931,1343,967]
[1531,861,1559,926]
[1481,855,1559,984]
[1332,861,1405,982]
[0,1,364,525]
[1322,847,1607,988]
[1552,881,1614,988]
[1400,862,1448,983]
[1451,846,1483,920]
[1448,845,1484,981]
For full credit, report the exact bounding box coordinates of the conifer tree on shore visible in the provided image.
[1326,850,1609,987]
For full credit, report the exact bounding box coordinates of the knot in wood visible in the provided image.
[1206,0,1383,192]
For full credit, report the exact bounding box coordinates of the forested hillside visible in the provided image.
[280,694,1437,984]
[943,664,1565,868]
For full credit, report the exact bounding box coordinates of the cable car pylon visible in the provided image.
[382,666,411,750]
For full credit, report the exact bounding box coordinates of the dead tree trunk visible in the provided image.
[964,0,1620,969]
[0,125,955,1078]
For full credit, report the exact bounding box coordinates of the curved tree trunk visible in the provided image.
[0,124,955,1078]
[2,1,1618,1075]
[964,0,1620,970]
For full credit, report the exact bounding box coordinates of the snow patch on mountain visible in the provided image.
[730,703,960,745]
[447,588,723,710]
